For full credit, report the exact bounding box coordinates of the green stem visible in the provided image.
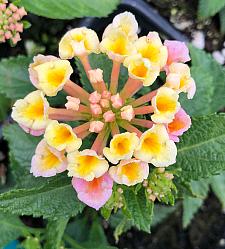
[63,234,85,249]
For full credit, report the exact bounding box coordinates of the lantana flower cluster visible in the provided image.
[0,0,27,44]
[12,12,195,210]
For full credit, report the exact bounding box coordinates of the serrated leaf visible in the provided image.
[75,53,128,92]
[219,7,225,34]
[123,189,154,232]
[210,172,225,209]
[176,114,225,181]
[0,56,34,100]
[0,212,27,248]
[45,218,69,249]
[3,124,40,168]
[19,0,120,19]
[182,197,203,228]
[198,0,225,18]
[0,174,84,219]
[151,204,177,227]
[0,93,10,121]
[181,45,225,116]
[182,179,209,228]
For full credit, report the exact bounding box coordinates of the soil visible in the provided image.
[108,193,225,249]
[0,0,224,248]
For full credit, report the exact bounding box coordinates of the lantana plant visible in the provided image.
[11,12,195,212]
[0,0,27,45]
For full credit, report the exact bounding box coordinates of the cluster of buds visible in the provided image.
[0,0,27,44]
[11,12,195,210]
[143,168,177,205]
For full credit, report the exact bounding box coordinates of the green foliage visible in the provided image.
[198,0,225,18]
[0,56,34,100]
[19,0,120,19]
[0,94,10,121]
[151,204,177,227]
[0,212,28,248]
[65,217,117,249]
[3,124,40,169]
[210,173,225,209]
[75,54,128,92]
[176,114,225,181]
[219,7,225,34]
[182,180,209,228]
[148,168,177,205]
[0,174,84,219]
[21,237,42,249]
[44,218,69,249]
[123,189,154,232]
[181,45,225,116]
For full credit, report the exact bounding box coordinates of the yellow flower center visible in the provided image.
[139,44,160,63]
[53,126,73,145]
[110,37,128,55]
[142,133,161,154]
[76,155,99,176]
[47,68,66,87]
[121,162,140,181]
[113,137,131,155]
[43,149,60,170]
[156,96,177,113]
[23,99,44,119]
[131,63,148,78]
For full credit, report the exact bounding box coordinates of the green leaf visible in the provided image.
[182,197,203,228]
[45,218,69,249]
[75,54,128,92]
[0,56,34,100]
[3,124,40,169]
[219,7,225,34]
[123,189,154,232]
[151,204,177,227]
[0,94,10,121]
[182,179,209,228]
[0,212,27,248]
[176,114,225,181]
[19,0,120,19]
[198,0,225,18]
[0,174,84,219]
[210,172,225,208]
[181,45,225,116]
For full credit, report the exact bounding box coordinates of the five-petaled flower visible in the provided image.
[11,11,195,210]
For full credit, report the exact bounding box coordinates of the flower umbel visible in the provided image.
[12,12,195,210]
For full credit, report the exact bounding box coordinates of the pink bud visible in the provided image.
[111,93,123,109]
[0,30,4,35]
[90,104,102,115]
[9,23,15,31]
[8,17,14,23]
[121,105,135,121]
[88,68,103,84]
[15,23,23,32]
[101,90,111,99]
[9,3,18,12]
[12,13,20,21]
[0,4,6,11]
[5,9,12,16]
[89,91,101,104]
[65,96,80,111]
[103,110,115,122]
[17,7,27,18]
[11,32,21,44]
[100,99,110,109]
[5,31,12,39]
[89,121,104,133]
